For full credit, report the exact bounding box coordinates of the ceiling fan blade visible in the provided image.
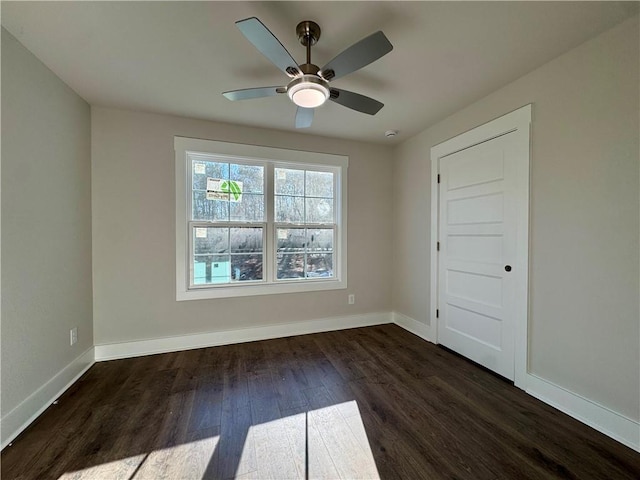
[295,107,314,128]
[329,88,384,115]
[319,31,393,81]
[222,86,284,101]
[236,17,300,77]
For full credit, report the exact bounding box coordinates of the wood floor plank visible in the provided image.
[185,426,222,480]
[247,369,280,424]
[186,367,224,433]
[261,337,295,370]
[313,330,377,382]
[132,390,196,479]
[247,366,300,478]
[297,354,345,390]
[303,385,380,479]
[272,365,310,412]
[3,324,640,480]
[251,413,300,479]
[217,352,256,479]
[279,408,341,480]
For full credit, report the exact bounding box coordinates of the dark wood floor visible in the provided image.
[3,324,639,479]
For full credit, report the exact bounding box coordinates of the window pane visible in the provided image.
[306,253,333,278]
[194,227,229,254]
[230,227,263,253]
[305,198,333,224]
[277,253,305,279]
[192,159,229,191]
[277,228,306,252]
[192,161,265,221]
[307,229,333,252]
[192,171,207,191]
[193,191,229,221]
[275,168,304,196]
[194,254,230,285]
[231,254,263,282]
[275,195,304,223]
[229,193,264,222]
[231,164,263,194]
[306,171,333,198]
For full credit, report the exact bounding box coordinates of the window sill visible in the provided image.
[176,278,347,301]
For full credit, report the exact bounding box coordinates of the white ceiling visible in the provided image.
[2,1,637,144]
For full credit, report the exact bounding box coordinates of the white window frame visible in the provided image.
[175,137,348,301]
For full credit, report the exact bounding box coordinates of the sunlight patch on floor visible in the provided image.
[58,453,147,480]
[241,400,380,480]
[59,434,220,480]
[57,401,378,479]
[133,434,220,479]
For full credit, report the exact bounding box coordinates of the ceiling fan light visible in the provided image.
[292,86,327,108]
[287,76,330,108]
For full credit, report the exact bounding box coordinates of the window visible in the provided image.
[175,137,347,300]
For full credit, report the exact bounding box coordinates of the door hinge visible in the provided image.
[437,174,441,183]
[437,241,440,251]
[436,309,439,318]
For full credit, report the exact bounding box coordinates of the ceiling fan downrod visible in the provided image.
[296,20,321,74]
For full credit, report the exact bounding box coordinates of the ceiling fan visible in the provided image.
[223,17,393,128]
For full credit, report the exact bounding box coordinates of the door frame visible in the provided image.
[429,104,531,389]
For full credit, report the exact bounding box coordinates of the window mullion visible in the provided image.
[266,163,275,284]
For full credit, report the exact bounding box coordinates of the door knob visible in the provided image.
[505,265,512,272]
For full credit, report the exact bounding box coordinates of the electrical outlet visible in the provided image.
[348,294,355,305]
[70,327,78,346]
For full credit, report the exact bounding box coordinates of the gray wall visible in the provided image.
[91,107,393,345]
[1,28,93,416]
[392,17,639,420]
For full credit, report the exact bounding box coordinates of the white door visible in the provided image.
[437,132,520,380]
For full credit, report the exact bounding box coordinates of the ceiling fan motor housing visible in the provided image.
[287,75,330,108]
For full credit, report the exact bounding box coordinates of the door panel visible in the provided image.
[438,133,518,380]
[448,192,504,224]
[446,304,502,349]
[448,234,503,264]
[447,269,502,307]
[446,145,505,190]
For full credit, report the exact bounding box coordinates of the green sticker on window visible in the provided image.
[206,178,243,202]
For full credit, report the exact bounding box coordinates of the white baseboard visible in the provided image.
[1,347,95,450]
[95,312,392,361]
[526,374,639,452]
[392,311,434,343]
